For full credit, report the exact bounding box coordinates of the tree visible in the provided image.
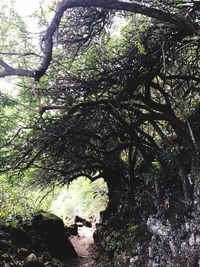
[0,0,200,223]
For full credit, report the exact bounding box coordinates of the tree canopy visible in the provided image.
[0,0,200,210]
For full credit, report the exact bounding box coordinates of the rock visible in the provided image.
[189,233,195,246]
[0,253,10,261]
[52,258,63,266]
[169,240,177,257]
[76,222,83,227]
[32,212,77,259]
[25,253,45,267]
[24,260,45,267]
[147,216,170,236]
[0,240,10,251]
[84,221,92,228]
[18,247,30,257]
[44,261,52,266]
[11,227,29,246]
[64,224,78,236]
[130,256,139,264]
[26,253,37,262]
[195,233,200,245]
[75,215,92,228]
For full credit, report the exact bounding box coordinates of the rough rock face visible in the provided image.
[146,187,200,267]
[94,184,200,267]
[94,207,151,267]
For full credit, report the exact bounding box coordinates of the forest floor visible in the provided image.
[64,226,112,267]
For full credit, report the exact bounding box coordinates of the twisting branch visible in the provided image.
[0,51,42,57]
[1,0,200,81]
[0,59,34,78]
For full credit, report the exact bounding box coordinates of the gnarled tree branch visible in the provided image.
[0,59,34,78]
[1,0,200,81]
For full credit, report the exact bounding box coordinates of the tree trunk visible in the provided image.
[102,165,132,222]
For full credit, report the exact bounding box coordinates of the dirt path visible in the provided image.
[63,226,111,267]
[70,226,95,258]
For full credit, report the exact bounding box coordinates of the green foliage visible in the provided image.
[143,169,159,185]
[127,225,139,233]
[50,177,108,224]
[0,175,58,223]
[0,175,108,226]
[159,148,177,167]
[142,147,177,185]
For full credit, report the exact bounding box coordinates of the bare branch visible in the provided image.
[0,59,35,78]
[0,52,42,57]
[60,0,200,33]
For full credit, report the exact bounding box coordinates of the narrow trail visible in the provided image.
[64,227,111,267]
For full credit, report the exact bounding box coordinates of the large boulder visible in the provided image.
[64,224,78,237]
[75,215,92,228]
[32,212,77,259]
[11,227,29,246]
